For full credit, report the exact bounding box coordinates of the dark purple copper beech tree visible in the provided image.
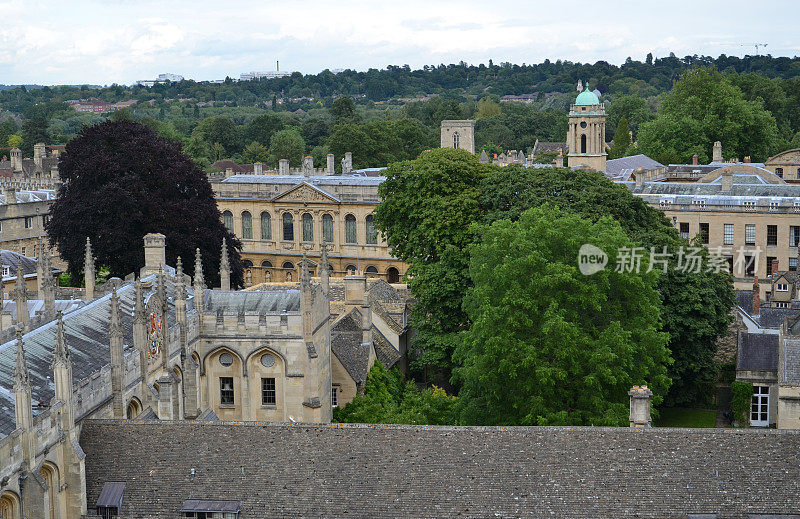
[46,120,244,288]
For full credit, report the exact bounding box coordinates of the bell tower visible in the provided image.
[440,120,475,154]
[567,83,606,171]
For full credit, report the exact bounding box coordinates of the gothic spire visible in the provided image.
[194,248,205,288]
[176,256,187,300]
[133,279,145,323]
[219,238,230,290]
[320,243,329,293]
[52,311,69,366]
[84,237,96,300]
[13,326,29,389]
[109,288,122,338]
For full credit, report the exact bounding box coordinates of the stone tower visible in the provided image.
[567,85,607,172]
[440,120,475,154]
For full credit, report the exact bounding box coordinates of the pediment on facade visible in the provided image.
[273,182,340,204]
[766,149,800,165]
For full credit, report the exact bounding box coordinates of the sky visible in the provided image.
[0,0,796,85]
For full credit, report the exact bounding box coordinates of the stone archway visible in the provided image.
[0,491,21,519]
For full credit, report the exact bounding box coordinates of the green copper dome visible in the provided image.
[575,87,600,105]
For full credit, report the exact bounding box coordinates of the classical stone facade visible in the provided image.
[212,172,407,286]
[764,148,800,180]
[440,120,475,153]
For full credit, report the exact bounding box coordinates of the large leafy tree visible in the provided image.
[636,67,780,163]
[47,120,244,288]
[453,206,671,426]
[268,128,305,167]
[375,148,490,385]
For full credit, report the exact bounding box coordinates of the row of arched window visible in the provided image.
[222,211,377,245]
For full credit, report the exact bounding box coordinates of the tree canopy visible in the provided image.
[46,120,244,288]
[453,206,671,425]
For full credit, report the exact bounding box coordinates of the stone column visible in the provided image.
[12,262,28,329]
[219,239,231,290]
[628,385,653,427]
[109,289,125,419]
[84,238,95,301]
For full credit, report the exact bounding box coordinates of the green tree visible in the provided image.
[244,114,284,147]
[268,128,305,167]
[637,67,780,163]
[606,94,653,140]
[453,206,671,426]
[242,141,269,164]
[7,134,23,148]
[330,96,359,124]
[375,149,489,385]
[192,117,241,157]
[476,98,501,118]
[609,116,631,159]
[21,117,50,155]
[326,123,376,169]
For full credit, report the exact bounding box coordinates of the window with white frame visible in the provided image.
[742,200,757,209]
[659,198,672,208]
[723,224,734,245]
[790,226,800,247]
[776,283,789,292]
[1,266,8,277]
[692,199,706,208]
[775,302,790,308]
[745,224,756,245]
[750,385,769,427]
[24,216,34,228]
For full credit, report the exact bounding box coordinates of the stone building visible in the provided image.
[0,185,61,264]
[764,148,800,180]
[212,163,407,286]
[439,120,475,154]
[0,145,61,181]
[567,86,607,172]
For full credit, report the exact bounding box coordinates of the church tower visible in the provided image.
[440,120,475,154]
[567,84,606,171]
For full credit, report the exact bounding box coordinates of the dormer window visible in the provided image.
[776,283,789,292]
[1,266,8,277]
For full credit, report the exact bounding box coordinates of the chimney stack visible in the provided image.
[302,155,314,177]
[279,159,289,175]
[692,153,698,165]
[344,272,366,306]
[752,276,760,316]
[744,156,751,163]
[33,143,45,168]
[554,149,564,168]
[712,141,723,162]
[10,148,22,172]
[342,152,353,174]
[326,154,335,175]
[721,169,733,192]
[628,385,653,427]
[225,167,233,178]
[253,162,263,175]
[142,233,166,276]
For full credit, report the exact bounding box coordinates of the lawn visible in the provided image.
[654,407,717,428]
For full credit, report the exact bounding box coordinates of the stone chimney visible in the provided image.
[692,153,698,165]
[744,156,751,164]
[326,154,335,175]
[302,155,314,177]
[33,143,45,168]
[253,162,263,175]
[721,169,733,192]
[142,233,166,276]
[344,273,366,306]
[554,149,564,168]
[628,385,652,427]
[712,141,723,162]
[279,159,289,175]
[224,167,233,178]
[10,148,22,172]
[6,184,17,204]
[752,276,760,316]
[634,167,645,189]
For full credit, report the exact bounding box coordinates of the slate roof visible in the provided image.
[737,333,779,372]
[81,420,800,519]
[781,337,800,384]
[0,273,186,439]
[756,307,800,329]
[221,174,384,187]
[736,290,755,312]
[606,154,664,180]
[203,289,299,314]
[372,327,400,369]
[631,178,800,205]
[1,299,84,321]
[0,188,57,204]
[330,309,370,385]
[0,250,38,279]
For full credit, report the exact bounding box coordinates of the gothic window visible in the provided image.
[365,215,377,244]
[261,377,276,406]
[220,377,234,405]
[302,213,313,242]
[0,491,20,519]
[580,134,587,154]
[241,211,252,239]
[260,353,275,367]
[40,463,57,519]
[282,213,294,241]
[261,212,272,240]
[345,214,357,243]
[222,211,233,233]
[322,214,334,242]
[453,132,460,149]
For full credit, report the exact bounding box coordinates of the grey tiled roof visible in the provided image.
[81,420,800,519]
[0,188,57,204]
[756,307,800,329]
[372,327,400,370]
[221,174,385,187]
[0,250,38,279]
[737,333,778,372]
[330,309,370,385]
[736,290,755,312]
[203,289,299,314]
[781,337,800,384]
[606,154,664,178]
[0,273,186,439]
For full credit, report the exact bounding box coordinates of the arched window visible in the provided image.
[243,260,253,268]
[322,214,334,243]
[127,397,142,419]
[282,213,294,241]
[345,264,357,274]
[241,211,252,239]
[1,490,21,519]
[282,261,294,270]
[261,212,272,240]
[261,260,273,268]
[365,266,378,275]
[365,215,377,244]
[40,463,58,519]
[222,210,233,233]
[345,214,357,243]
[453,132,460,149]
[387,267,400,283]
[302,213,313,242]
[580,134,587,154]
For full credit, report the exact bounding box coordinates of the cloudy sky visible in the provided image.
[1,0,796,85]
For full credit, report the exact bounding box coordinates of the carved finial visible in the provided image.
[14,326,29,389]
[219,239,230,290]
[109,288,122,337]
[133,280,145,323]
[176,256,186,300]
[53,311,69,366]
[194,248,205,288]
